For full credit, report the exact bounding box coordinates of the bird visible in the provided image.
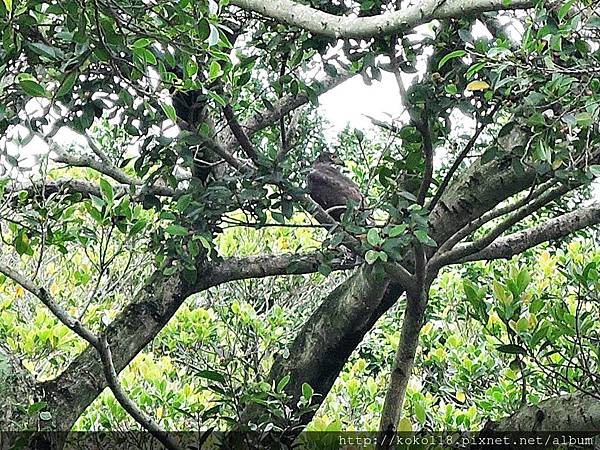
[307,152,364,221]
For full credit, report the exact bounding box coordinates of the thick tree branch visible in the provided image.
[52,150,176,197]
[36,249,357,430]
[431,182,573,267]
[457,203,600,262]
[207,251,360,285]
[491,392,600,432]
[8,178,103,200]
[230,0,534,39]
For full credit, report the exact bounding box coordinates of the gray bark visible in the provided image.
[459,203,600,262]
[230,0,534,39]
[493,393,600,432]
[378,291,428,446]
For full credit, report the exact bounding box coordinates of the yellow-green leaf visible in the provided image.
[398,417,413,432]
[466,80,490,91]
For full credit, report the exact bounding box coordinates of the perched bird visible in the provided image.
[307,152,363,221]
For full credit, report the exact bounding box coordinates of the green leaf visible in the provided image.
[133,47,157,65]
[414,229,437,247]
[14,232,30,255]
[207,91,226,107]
[209,60,221,79]
[28,42,59,59]
[516,268,531,293]
[318,263,332,277]
[176,194,193,212]
[438,50,466,69]
[444,84,458,95]
[415,402,426,424]
[132,38,152,48]
[366,228,382,247]
[496,344,527,355]
[276,375,290,393]
[576,112,593,127]
[196,370,225,384]
[129,219,147,237]
[86,205,103,224]
[389,224,408,237]
[302,383,313,401]
[365,250,378,265]
[526,112,545,127]
[515,317,529,333]
[165,224,188,236]
[56,71,78,98]
[163,266,178,276]
[463,280,479,303]
[99,179,114,203]
[558,0,576,21]
[160,102,177,122]
[18,78,49,98]
[28,402,47,414]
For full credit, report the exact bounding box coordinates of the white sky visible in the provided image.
[318,72,404,136]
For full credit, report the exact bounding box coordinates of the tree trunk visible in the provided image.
[377,290,427,447]
[262,126,538,436]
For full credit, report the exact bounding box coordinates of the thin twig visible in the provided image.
[428,103,501,212]
[0,262,183,450]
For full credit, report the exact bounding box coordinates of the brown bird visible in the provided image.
[307,152,363,221]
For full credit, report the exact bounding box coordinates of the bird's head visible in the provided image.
[315,152,344,167]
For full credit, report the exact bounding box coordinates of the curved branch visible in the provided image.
[230,0,533,39]
[431,182,572,267]
[234,71,355,141]
[223,104,260,162]
[0,262,182,450]
[53,151,177,197]
[428,104,501,212]
[457,203,600,262]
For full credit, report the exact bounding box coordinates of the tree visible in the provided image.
[0,0,599,448]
